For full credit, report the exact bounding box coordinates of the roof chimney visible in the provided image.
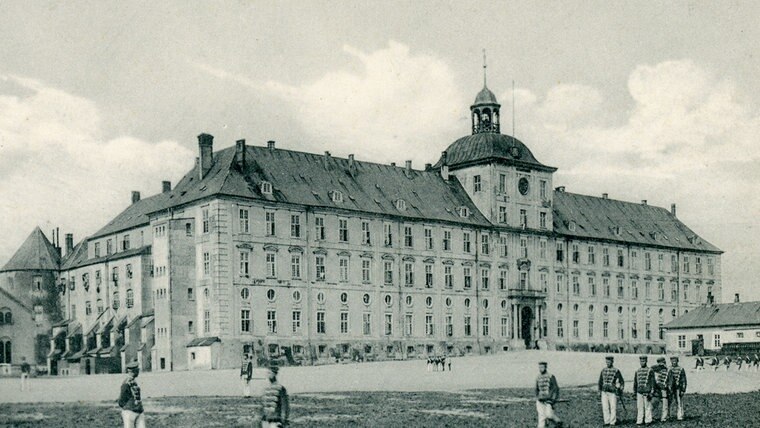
[348,154,355,171]
[235,139,246,169]
[390,162,396,167]
[323,151,331,169]
[425,163,432,170]
[556,186,565,192]
[162,181,171,193]
[734,293,740,303]
[602,193,608,199]
[267,140,275,150]
[65,233,74,256]
[131,191,141,204]
[198,133,214,179]
[641,200,647,205]
[671,203,677,217]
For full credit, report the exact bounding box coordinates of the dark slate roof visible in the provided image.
[61,240,88,270]
[1,227,61,272]
[552,191,721,253]
[187,336,221,347]
[85,145,491,240]
[433,133,557,172]
[63,245,151,270]
[473,86,499,105]
[664,302,760,329]
[0,287,33,313]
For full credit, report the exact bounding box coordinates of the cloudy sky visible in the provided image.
[1,1,758,301]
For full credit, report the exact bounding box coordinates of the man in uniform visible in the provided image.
[241,353,253,397]
[633,355,655,426]
[598,356,625,426]
[20,356,31,391]
[652,357,670,422]
[118,360,145,428]
[667,356,687,421]
[260,362,289,427]
[753,353,760,371]
[535,361,563,428]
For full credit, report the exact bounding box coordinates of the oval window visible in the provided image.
[317,292,325,304]
[363,293,371,305]
[425,296,433,308]
[384,294,392,307]
[241,288,250,299]
[482,299,489,309]
[266,289,276,302]
[292,290,301,302]
[445,297,452,307]
[405,295,413,307]
[340,292,348,304]
[464,298,471,308]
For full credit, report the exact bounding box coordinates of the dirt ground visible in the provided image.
[1,387,758,427]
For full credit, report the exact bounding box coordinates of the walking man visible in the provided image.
[652,357,669,422]
[19,357,31,391]
[667,356,687,421]
[118,360,145,428]
[535,361,563,428]
[633,355,655,426]
[241,353,253,397]
[598,356,625,426]
[260,363,289,428]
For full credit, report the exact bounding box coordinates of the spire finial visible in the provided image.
[482,49,487,87]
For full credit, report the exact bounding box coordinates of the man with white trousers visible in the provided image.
[598,356,625,426]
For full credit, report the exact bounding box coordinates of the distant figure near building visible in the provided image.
[652,357,669,422]
[118,360,145,428]
[241,354,253,397]
[535,361,563,428]
[598,355,624,426]
[260,363,289,428]
[633,356,655,426]
[448,358,452,372]
[20,357,31,391]
[753,354,760,370]
[667,356,687,421]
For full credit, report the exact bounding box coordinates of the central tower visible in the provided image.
[471,52,500,134]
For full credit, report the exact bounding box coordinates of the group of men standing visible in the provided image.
[426,356,451,372]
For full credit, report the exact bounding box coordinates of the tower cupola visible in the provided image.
[471,51,500,134]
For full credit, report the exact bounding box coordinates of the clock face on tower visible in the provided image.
[518,177,530,195]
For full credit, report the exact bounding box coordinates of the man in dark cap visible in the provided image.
[535,361,563,428]
[598,355,625,426]
[260,363,289,427]
[633,355,655,425]
[118,360,145,428]
[241,353,253,397]
[667,356,687,421]
[652,356,670,422]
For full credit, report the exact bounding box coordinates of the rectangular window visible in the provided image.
[266,252,276,278]
[501,317,509,337]
[500,270,508,290]
[404,226,413,247]
[572,276,580,295]
[425,264,433,288]
[404,261,414,286]
[603,278,610,297]
[520,238,528,258]
[339,257,349,282]
[339,219,349,242]
[500,236,508,257]
[481,234,490,255]
[239,209,249,233]
[204,310,211,333]
[683,284,689,302]
[714,334,721,347]
[315,217,325,240]
[473,175,482,192]
[187,287,194,300]
[539,212,547,229]
[603,248,610,266]
[446,315,454,337]
[572,244,579,264]
[362,259,371,283]
[618,321,624,339]
[588,277,596,296]
[678,335,686,349]
[290,214,301,238]
[499,206,508,224]
[404,314,413,336]
[443,230,451,251]
[424,228,433,250]
[363,313,371,335]
[556,242,564,262]
[267,310,277,334]
[631,280,638,300]
[482,316,490,336]
[291,255,301,279]
[385,314,393,336]
[240,252,250,277]
[464,316,472,336]
[188,320,194,334]
[617,249,625,268]
[520,209,527,228]
[292,311,302,334]
[658,282,665,301]
[708,258,714,275]
[202,208,209,234]
[671,284,678,302]
[572,320,579,338]
[658,253,664,271]
[671,254,678,273]
[632,322,638,339]
[481,268,490,290]
[617,279,624,299]
[556,274,564,293]
[265,211,275,236]
[463,232,471,253]
[557,320,564,338]
[499,173,507,193]
[384,261,393,284]
[463,267,472,289]
[340,312,349,334]
[85,301,92,316]
[588,320,594,338]
[645,252,652,270]
[445,266,453,288]
[426,315,434,336]
[520,271,528,289]
[203,252,210,276]
[631,251,638,269]
[540,180,547,200]
[603,321,609,338]
[362,221,372,245]
[384,223,393,247]
[315,256,325,281]
[241,309,251,333]
[645,281,651,300]
[646,322,651,340]
[587,246,595,265]
[94,242,101,258]
[317,311,326,334]
[683,256,690,273]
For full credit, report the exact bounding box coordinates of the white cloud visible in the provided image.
[0,75,194,264]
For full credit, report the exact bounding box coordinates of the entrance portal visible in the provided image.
[521,306,534,348]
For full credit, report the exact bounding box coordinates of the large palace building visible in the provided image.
[19,79,722,374]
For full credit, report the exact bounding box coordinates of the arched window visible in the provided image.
[112,292,120,309]
[126,289,134,308]
[4,310,11,325]
[0,339,10,364]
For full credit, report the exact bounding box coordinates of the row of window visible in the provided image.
[555,275,711,303]
[76,289,134,317]
[472,173,549,200]
[92,232,140,258]
[563,245,715,275]
[68,265,133,292]
[556,319,664,341]
[557,303,680,319]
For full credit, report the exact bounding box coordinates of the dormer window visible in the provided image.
[330,190,344,203]
[611,226,621,236]
[261,181,273,195]
[568,221,577,232]
[395,199,406,211]
[457,206,469,218]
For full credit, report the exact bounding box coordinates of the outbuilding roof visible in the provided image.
[664,302,760,330]
[186,336,221,347]
[552,191,721,253]
[1,227,60,272]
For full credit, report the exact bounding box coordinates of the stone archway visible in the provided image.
[521,306,534,348]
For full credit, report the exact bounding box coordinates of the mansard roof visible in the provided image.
[1,227,60,272]
[664,302,760,330]
[552,191,721,254]
[89,144,491,239]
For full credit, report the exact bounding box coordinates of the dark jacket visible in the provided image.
[261,382,289,422]
[535,373,560,403]
[598,366,624,393]
[118,377,144,413]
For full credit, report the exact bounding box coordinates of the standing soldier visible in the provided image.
[652,357,669,422]
[19,357,31,391]
[598,355,625,426]
[535,361,563,428]
[118,360,145,428]
[753,353,760,371]
[633,355,655,426]
[241,353,253,397]
[260,363,289,428]
[667,356,687,421]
